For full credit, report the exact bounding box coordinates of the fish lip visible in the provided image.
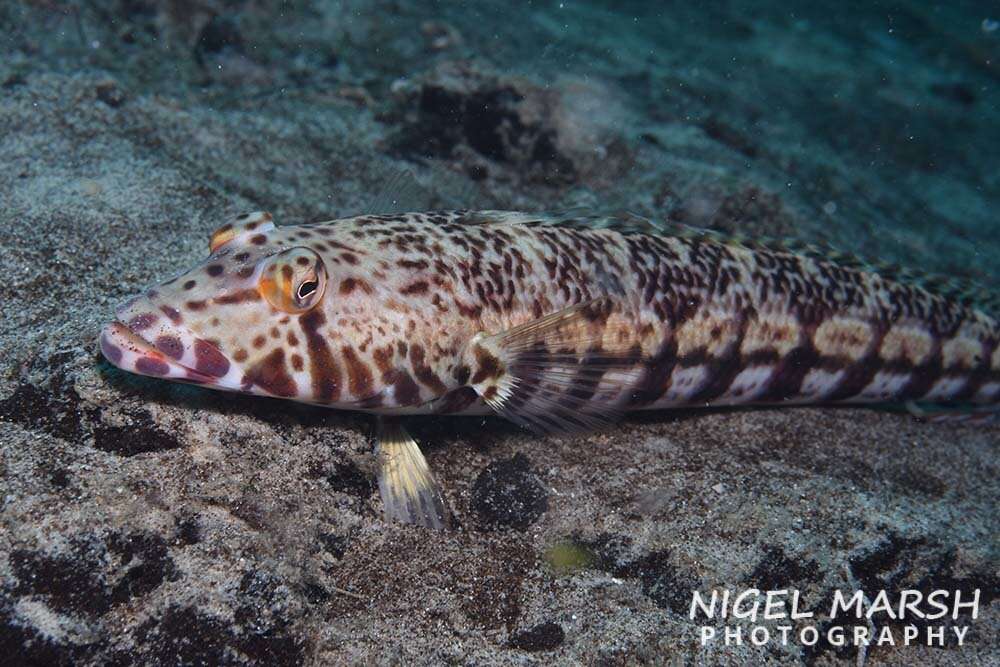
[100,319,220,385]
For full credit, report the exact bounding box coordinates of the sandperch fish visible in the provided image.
[100,210,1000,528]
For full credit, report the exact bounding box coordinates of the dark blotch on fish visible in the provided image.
[342,345,373,397]
[136,357,170,376]
[159,305,183,324]
[194,339,230,377]
[384,368,421,406]
[100,334,122,365]
[300,310,341,402]
[128,313,158,331]
[155,335,184,360]
[471,346,503,384]
[246,349,297,397]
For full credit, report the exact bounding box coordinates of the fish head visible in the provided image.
[100,211,333,400]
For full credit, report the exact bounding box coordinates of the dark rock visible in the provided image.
[48,467,71,488]
[460,542,531,631]
[0,597,101,667]
[467,163,488,181]
[509,621,565,651]
[573,534,699,616]
[850,537,999,614]
[10,531,177,621]
[1,355,181,457]
[135,606,234,666]
[471,453,548,530]
[10,540,113,618]
[700,116,758,158]
[413,83,524,161]
[301,580,330,605]
[91,409,183,457]
[108,532,178,605]
[133,600,304,664]
[639,132,663,147]
[849,534,924,597]
[619,549,697,616]
[318,532,349,559]
[388,62,578,185]
[930,82,976,106]
[174,514,202,545]
[0,376,85,443]
[233,571,306,663]
[748,545,821,590]
[95,80,125,108]
[827,535,1000,654]
[2,73,25,89]
[237,630,304,665]
[196,16,243,55]
[326,461,373,498]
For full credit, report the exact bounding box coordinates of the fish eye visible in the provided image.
[259,247,326,313]
[297,278,318,301]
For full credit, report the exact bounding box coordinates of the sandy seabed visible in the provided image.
[1,2,997,664]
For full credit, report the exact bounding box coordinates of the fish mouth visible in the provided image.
[99,318,240,389]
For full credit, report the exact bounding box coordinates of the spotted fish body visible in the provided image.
[101,210,999,525]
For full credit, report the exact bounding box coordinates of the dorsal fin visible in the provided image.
[209,211,275,253]
[457,209,1000,317]
[365,164,482,216]
[364,169,429,215]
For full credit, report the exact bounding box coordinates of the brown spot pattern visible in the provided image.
[114,210,1000,420]
[136,357,170,376]
[342,345,374,398]
[155,335,184,360]
[194,339,230,377]
[410,344,447,394]
[300,310,341,403]
[471,346,503,384]
[246,349,297,397]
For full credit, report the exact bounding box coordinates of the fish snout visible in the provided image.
[101,295,239,388]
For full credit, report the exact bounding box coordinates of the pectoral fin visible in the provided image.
[465,297,645,434]
[375,418,451,530]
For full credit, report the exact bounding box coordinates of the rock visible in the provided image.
[95,80,126,108]
[387,61,631,187]
[509,621,565,651]
[471,454,549,530]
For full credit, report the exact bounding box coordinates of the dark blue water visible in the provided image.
[5,1,996,286]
